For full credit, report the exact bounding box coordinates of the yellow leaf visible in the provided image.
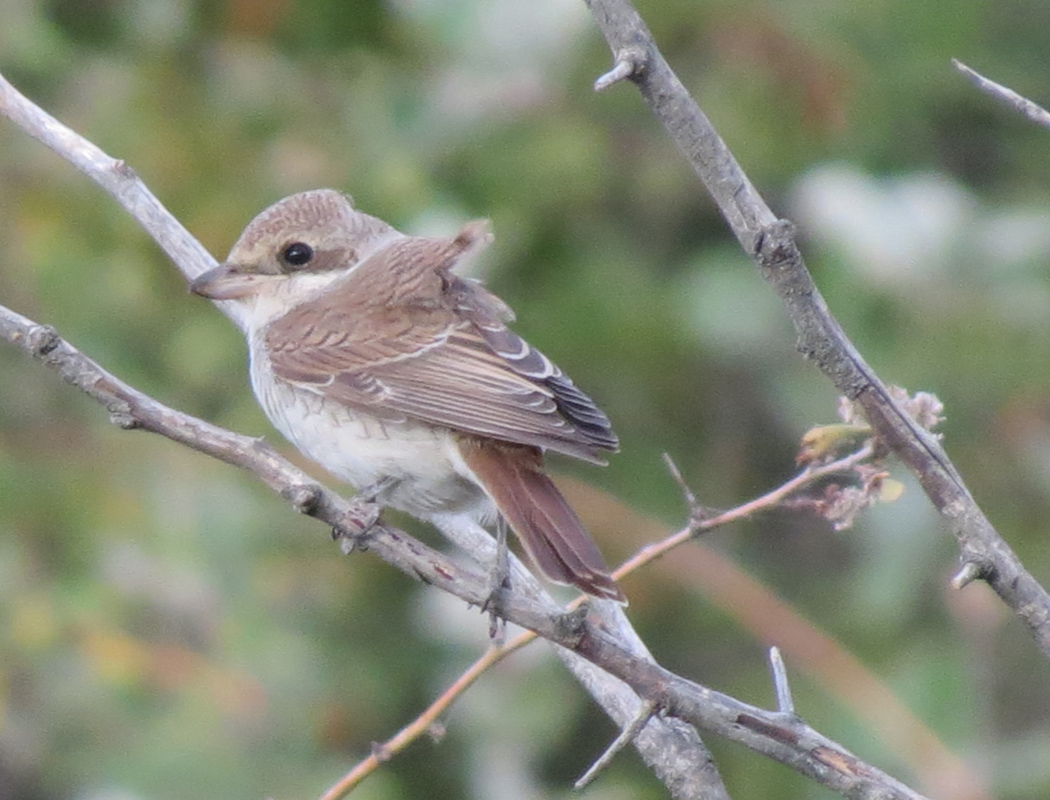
[879,478,905,503]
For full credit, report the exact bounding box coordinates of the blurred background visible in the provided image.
[2,0,1050,798]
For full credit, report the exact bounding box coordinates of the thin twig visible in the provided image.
[663,451,700,509]
[575,700,657,789]
[952,59,1050,131]
[617,444,875,579]
[318,641,523,800]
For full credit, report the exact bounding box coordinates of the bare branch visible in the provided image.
[952,59,1050,131]
[348,435,881,797]
[618,443,876,578]
[584,0,1050,661]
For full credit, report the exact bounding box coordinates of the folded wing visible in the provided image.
[264,226,618,462]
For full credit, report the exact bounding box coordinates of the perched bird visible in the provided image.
[190,189,624,603]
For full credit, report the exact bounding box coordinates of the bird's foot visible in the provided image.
[331,502,382,554]
[482,572,510,645]
[482,517,512,644]
[331,477,398,553]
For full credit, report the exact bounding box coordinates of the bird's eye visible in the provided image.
[281,242,314,268]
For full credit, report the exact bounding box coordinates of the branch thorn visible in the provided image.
[952,560,984,589]
[768,646,795,716]
[594,46,646,91]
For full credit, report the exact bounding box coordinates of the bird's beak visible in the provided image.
[189,263,269,300]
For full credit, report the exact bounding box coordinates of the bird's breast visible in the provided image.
[247,337,491,521]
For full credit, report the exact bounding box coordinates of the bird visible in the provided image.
[189,189,624,603]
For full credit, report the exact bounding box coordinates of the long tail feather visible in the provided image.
[458,438,625,603]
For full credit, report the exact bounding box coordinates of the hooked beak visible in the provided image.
[189,263,272,301]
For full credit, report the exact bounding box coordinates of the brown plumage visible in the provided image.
[264,222,617,462]
[457,438,620,600]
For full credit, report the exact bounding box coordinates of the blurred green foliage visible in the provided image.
[3,0,1050,798]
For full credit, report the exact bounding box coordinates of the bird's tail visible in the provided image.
[458,438,626,604]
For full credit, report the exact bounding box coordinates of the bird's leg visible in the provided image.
[331,476,399,552]
[483,515,511,643]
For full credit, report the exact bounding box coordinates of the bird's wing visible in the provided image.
[264,226,617,461]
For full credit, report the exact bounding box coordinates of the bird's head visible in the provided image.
[190,189,397,320]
